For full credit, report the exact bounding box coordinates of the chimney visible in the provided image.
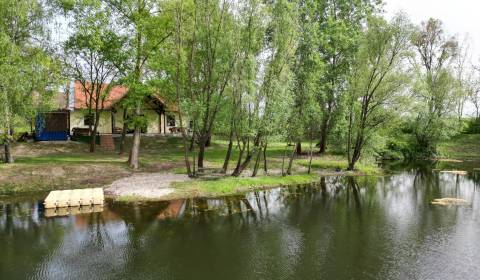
[67,80,75,111]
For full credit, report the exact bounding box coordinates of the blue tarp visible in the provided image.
[35,114,69,141]
[36,131,69,141]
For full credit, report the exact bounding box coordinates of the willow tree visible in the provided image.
[315,0,377,154]
[218,0,265,175]
[0,0,60,163]
[164,0,240,171]
[107,0,172,169]
[187,0,239,170]
[452,37,474,121]
[291,0,322,157]
[470,69,480,119]
[155,0,241,176]
[346,15,411,171]
[411,18,458,157]
[232,0,298,177]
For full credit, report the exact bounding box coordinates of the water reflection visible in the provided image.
[1,166,480,280]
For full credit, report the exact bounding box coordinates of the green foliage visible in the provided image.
[438,133,480,159]
[64,0,127,97]
[288,0,322,144]
[0,0,61,144]
[345,14,411,169]
[409,18,459,157]
[315,0,376,152]
[463,118,480,134]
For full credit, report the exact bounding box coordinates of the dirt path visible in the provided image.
[105,173,190,199]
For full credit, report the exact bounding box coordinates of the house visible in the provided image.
[35,81,182,141]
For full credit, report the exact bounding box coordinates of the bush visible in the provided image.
[378,136,412,160]
[463,118,480,134]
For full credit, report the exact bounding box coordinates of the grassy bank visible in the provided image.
[0,136,379,197]
[438,134,480,160]
[171,174,321,198]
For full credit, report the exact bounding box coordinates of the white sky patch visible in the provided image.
[384,0,479,116]
[384,0,480,60]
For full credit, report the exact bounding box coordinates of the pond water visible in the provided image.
[1,163,480,280]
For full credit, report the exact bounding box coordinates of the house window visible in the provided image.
[167,114,176,127]
[84,113,94,126]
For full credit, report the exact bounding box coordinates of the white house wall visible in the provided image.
[145,109,160,133]
[70,110,112,134]
[70,109,185,135]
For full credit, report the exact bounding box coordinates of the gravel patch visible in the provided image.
[105,173,190,199]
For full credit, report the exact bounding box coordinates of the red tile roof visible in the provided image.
[71,81,174,111]
[73,81,129,109]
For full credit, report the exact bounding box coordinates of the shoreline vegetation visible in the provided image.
[0,136,381,200]
[1,134,479,201]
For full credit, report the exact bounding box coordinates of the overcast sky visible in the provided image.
[384,0,479,59]
[384,0,479,116]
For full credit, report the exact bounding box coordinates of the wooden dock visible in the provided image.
[44,205,104,217]
[44,188,104,209]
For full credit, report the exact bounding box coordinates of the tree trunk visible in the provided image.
[286,145,296,175]
[233,135,260,177]
[90,113,100,153]
[90,132,96,153]
[263,143,268,173]
[119,108,128,155]
[251,147,262,177]
[232,142,245,176]
[295,142,302,155]
[197,136,206,170]
[234,151,254,177]
[3,123,14,163]
[128,9,145,170]
[221,130,234,174]
[281,146,287,176]
[318,120,328,154]
[129,127,141,169]
[346,105,354,170]
[178,117,193,177]
[188,135,195,151]
[348,138,362,171]
[128,102,141,169]
[205,135,211,147]
[348,145,359,171]
[192,142,196,176]
[347,161,356,171]
[307,137,313,174]
[176,105,193,176]
[4,141,13,163]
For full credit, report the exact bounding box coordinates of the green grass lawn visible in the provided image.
[172,174,320,198]
[438,134,480,160]
[0,135,380,196]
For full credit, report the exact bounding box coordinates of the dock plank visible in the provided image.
[93,188,104,205]
[79,189,93,206]
[44,190,61,208]
[44,188,104,209]
[57,190,72,208]
[44,205,104,217]
[69,189,81,207]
